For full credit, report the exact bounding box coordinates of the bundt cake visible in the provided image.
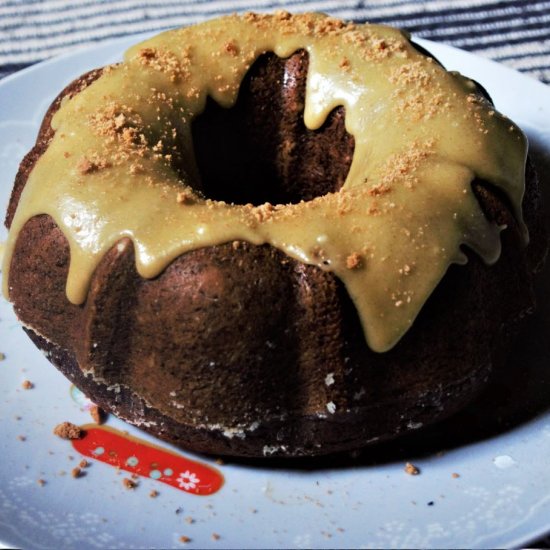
[3,12,546,457]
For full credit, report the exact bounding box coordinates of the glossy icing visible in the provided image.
[3,12,527,351]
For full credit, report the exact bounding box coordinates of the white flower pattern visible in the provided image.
[177,470,200,491]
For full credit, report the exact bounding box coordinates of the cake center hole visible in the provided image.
[191,50,355,206]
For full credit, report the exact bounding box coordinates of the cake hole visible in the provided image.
[191,50,355,206]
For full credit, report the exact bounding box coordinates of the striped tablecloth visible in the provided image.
[1,0,550,84]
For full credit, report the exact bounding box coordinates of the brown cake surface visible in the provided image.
[3,13,547,457]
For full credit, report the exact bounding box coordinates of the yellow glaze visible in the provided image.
[3,12,528,352]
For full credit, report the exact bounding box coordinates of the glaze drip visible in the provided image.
[3,12,528,352]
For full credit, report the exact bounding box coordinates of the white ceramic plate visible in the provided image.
[1,33,550,550]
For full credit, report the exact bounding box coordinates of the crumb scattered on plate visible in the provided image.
[404,462,420,475]
[53,422,83,440]
[71,466,85,478]
[122,478,137,489]
[89,404,107,424]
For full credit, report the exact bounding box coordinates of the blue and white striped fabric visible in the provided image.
[1,0,550,84]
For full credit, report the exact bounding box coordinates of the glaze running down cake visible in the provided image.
[3,12,546,457]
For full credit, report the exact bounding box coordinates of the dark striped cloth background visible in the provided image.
[1,0,550,84]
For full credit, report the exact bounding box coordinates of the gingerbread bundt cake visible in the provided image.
[3,13,546,457]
